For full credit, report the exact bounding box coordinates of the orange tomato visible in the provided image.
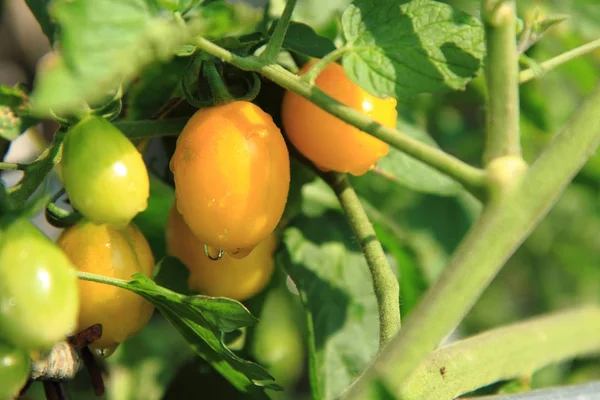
[282,60,397,175]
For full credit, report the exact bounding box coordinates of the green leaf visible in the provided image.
[278,211,379,400]
[341,0,485,98]
[375,119,462,195]
[127,57,189,120]
[282,22,337,58]
[118,273,279,397]
[25,0,56,42]
[30,0,253,115]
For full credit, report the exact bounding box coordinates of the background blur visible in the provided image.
[1,0,600,398]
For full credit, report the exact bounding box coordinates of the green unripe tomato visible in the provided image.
[0,218,79,350]
[0,341,30,400]
[62,116,150,229]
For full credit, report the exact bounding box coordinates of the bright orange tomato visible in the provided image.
[170,101,289,258]
[56,222,155,353]
[282,60,397,175]
[166,204,275,301]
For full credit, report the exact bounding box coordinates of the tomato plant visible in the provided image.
[62,116,150,229]
[166,204,275,301]
[0,341,30,400]
[0,218,79,351]
[56,221,155,352]
[170,100,290,258]
[2,0,600,399]
[282,61,397,175]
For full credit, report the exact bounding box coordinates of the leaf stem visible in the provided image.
[260,0,297,63]
[194,37,487,198]
[482,0,521,164]
[519,38,600,84]
[113,118,187,139]
[0,162,26,171]
[398,307,600,399]
[322,172,401,347]
[344,82,600,398]
[301,46,351,84]
[77,271,130,289]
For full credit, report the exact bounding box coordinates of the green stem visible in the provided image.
[260,0,297,63]
[113,118,187,139]
[8,131,65,203]
[344,82,600,398]
[482,0,521,164]
[519,38,600,84]
[301,46,351,84]
[398,307,600,399]
[203,62,235,105]
[322,172,401,347]
[77,271,130,289]
[194,38,487,198]
[0,162,25,171]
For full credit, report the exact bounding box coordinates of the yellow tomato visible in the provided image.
[166,204,275,301]
[170,101,290,258]
[56,222,155,352]
[282,61,397,175]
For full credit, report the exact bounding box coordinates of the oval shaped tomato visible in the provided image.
[0,218,79,351]
[62,116,150,229]
[170,101,289,257]
[0,341,30,400]
[282,61,397,175]
[166,204,275,301]
[56,221,155,352]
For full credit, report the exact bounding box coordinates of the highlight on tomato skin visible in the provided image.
[0,340,31,400]
[169,100,290,258]
[0,217,80,352]
[56,221,155,353]
[61,116,150,229]
[281,60,398,176]
[166,204,276,302]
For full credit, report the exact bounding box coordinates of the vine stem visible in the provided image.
[398,307,600,399]
[519,38,600,84]
[301,46,351,84]
[260,0,297,63]
[344,82,600,398]
[77,271,130,289]
[482,0,521,164]
[193,37,488,198]
[321,172,400,347]
[113,118,187,139]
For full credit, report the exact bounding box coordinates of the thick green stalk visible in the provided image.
[519,38,600,84]
[482,0,521,164]
[194,37,487,198]
[344,83,600,398]
[399,307,600,399]
[322,172,400,347]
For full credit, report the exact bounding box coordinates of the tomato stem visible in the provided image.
[203,62,235,105]
[300,47,351,84]
[482,0,522,165]
[259,0,298,63]
[322,171,401,347]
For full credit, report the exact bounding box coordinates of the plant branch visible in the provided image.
[260,0,297,63]
[194,37,487,198]
[519,38,600,84]
[482,0,521,164]
[113,118,187,139]
[344,82,600,398]
[77,271,130,289]
[398,307,600,399]
[0,162,26,171]
[321,171,401,347]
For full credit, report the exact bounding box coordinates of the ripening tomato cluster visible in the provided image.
[0,59,395,397]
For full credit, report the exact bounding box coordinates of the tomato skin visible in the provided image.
[281,61,397,175]
[62,116,150,229]
[166,205,275,301]
[170,101,290,257]
[0,341,30,400]
[0,218,79,351]
[56,222,155,352]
